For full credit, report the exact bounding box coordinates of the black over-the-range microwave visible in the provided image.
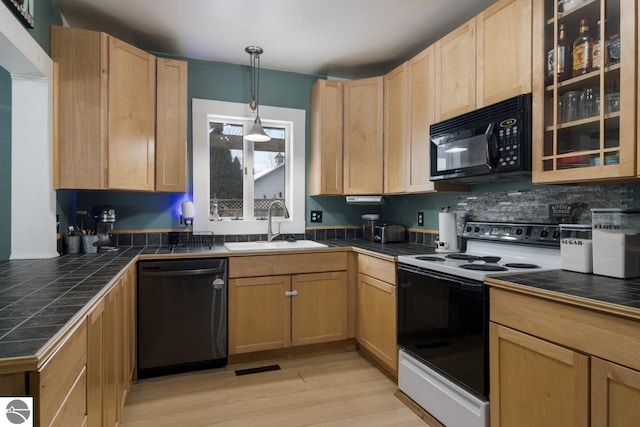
[429,93,532,183]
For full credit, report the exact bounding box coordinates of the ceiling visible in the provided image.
[53,0,496,80]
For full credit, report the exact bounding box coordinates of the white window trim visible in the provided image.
[192,98,306,236]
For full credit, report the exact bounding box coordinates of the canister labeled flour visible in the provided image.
[591,209,640,278]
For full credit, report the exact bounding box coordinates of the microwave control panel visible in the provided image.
[496,118,520,169]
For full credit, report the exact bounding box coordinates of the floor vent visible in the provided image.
[234,364,281,376]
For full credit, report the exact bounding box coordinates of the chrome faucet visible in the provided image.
[267,200,290,241]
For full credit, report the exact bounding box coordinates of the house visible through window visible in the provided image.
[192,99,305,236]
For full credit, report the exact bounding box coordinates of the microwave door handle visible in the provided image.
[485,123,499,169]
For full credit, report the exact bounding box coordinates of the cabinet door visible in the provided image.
[108,37,156,191]
[592,357,640,426]
[291,271,348,346]
[357,273,397,373]
[476,0,532,107]
[343,76,384,195]
[87,300,105,427]
[384,63,409,194]
[435,18,477,121]
[533,0,637,183]
[490,322,589,427]
[51,26,109,190]
[309,79,343,195]
[103,282,119,426]
[156,58,188,192]
[229,275,292,354]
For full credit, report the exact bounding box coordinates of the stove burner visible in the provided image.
[446,254,502,263]
[459,264,509,272]
[415,256,445,261]
[503,263,540,269]
[446,254,481,261]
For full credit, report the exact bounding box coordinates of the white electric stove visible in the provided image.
[398,221,561,281]
[396,221,561,427]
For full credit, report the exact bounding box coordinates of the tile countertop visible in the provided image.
[3,240,639,363]
[0,240,432,362]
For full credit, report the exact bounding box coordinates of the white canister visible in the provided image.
[560,224,592,273]
[592,208,640,278]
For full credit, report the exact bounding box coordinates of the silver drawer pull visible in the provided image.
[284,290,298,297]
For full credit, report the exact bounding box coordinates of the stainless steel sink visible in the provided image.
[224,240,328,251]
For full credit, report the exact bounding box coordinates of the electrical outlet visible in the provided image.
[310,210,323,223]
[418,211,424,227]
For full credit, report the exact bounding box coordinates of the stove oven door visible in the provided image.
[397,264,489,399]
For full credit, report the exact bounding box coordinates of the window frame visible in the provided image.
[192,98,306,235]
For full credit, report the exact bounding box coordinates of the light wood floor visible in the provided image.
[121,351,430,426]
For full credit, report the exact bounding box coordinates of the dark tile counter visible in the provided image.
[486,270,640,319]
[0,247,146,359]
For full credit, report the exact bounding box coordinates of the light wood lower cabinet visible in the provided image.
[229,271,348,355]
[489,286,640,427]
[356,254,397,377]
[87,264,136,426]
[490,322,589,426]
[228,253,349,355]
[30,319,88,427]
[591,357,640,426]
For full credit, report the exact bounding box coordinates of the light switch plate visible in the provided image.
[311,210,323,223]
[418,211,424,227]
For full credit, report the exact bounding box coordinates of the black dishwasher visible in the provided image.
[137,258,227,379]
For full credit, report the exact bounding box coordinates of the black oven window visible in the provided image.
[397,269,488,398]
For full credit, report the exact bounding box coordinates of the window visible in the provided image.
[192,99,306,236]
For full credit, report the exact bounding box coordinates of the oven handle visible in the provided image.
[398,263,484,290]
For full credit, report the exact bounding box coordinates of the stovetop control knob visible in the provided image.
[474,226,481,233]
[552,230,560,239]
[540,229,549,238]
[466,225,473,233]
[515,228,523,235]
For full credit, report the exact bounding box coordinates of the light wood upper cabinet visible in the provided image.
[52,26,109,190]
[532,0,637,184]
[435,18,477,121]
[435,0,532,122]
[309,79,343,195]
[52,26,187,192]
[384,63,409,194]
[107,37,156,191]
[156,58,188,192]
[343,76,384,195]
[476,0,532,107]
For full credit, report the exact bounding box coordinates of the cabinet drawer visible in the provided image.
[33,320,87,427]
[50,367,87,427]
[229,252,348,278]
[491,288,640,372]
[358,255,396,285]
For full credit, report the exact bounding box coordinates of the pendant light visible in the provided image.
[245,46,271,142]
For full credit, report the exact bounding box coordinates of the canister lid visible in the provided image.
[559,223,591,230]
[591,208,640,214]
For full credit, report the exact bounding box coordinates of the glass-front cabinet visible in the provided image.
[533,0,636,183]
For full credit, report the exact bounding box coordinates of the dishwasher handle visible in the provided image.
[139,267,226,277]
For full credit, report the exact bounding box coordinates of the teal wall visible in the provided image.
[0,0,62,259]
[0,67,11,259]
